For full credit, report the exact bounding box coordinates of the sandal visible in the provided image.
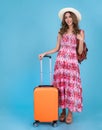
[66,113,72,124]
[59,112,66,122]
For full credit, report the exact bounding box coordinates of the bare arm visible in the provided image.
[39,33,61,59]
[77,30,85,55]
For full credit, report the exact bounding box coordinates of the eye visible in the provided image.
[65,16,67,19]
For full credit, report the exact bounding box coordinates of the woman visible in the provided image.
[39,7,84,124]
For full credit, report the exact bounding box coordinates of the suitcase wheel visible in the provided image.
[52,121,58,127]
[33,120,58,127]
[33,121,39,127]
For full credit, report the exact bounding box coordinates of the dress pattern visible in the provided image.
[53,33,82,112]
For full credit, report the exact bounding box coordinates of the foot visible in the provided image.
[59,111,66,122]
[66,112,72,124]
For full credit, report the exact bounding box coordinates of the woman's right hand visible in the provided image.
[38,52,46,60]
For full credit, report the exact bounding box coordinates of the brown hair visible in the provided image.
[59,11,80,36]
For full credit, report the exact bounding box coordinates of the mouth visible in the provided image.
[68,21,72,25]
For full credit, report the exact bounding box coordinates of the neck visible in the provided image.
[67,26,73,34]
[68,25,73,31]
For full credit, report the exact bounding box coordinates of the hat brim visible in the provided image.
[58,7,81,22]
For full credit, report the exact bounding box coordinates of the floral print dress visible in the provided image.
[53,33,82,112]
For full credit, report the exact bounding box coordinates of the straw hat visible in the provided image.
[58,7,81,21]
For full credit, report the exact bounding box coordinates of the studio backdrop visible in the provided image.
[0,0,102,119]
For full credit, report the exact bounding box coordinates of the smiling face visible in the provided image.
[64,12,73,26]
[63,11,78,27]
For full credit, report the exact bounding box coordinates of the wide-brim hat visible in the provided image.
[58,7,82,22]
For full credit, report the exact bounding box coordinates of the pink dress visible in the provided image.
[53,33,82,112]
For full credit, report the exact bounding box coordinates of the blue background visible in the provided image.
[0,0,102,130]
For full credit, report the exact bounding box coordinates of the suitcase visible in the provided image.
[33,56,58,127]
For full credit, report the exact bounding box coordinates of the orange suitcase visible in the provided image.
[33,56,58,127]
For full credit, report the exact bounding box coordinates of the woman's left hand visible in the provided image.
[76,30,84,42]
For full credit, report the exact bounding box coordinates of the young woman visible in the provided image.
[39,7,84,124]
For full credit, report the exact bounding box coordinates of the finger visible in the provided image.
[40,55,43,60]
[38,55,41,60]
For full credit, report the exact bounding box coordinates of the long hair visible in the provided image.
[59,11,80,36]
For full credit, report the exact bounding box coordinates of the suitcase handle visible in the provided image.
[40,55,52,85]
[44,55,51,58]
[39,85,53,87]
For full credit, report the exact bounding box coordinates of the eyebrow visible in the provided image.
[65,14,71,18]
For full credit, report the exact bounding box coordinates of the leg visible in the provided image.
[66,109,73,124]
[59,108,66,122]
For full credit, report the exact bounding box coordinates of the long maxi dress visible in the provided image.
[53,33,83,112]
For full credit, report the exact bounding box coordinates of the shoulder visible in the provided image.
[57,32,62,39]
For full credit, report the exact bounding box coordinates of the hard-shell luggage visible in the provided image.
[33,56,58,127]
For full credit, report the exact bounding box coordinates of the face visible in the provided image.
[64,12,73,26]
